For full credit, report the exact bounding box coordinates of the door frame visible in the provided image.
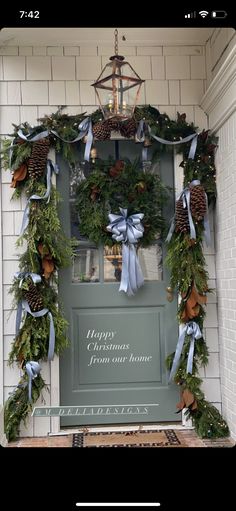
[49,149,188,433]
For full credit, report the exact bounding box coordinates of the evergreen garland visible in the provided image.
[1,105,229,441]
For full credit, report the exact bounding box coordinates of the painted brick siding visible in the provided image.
[0,43,219,437]
[215,112,236,441]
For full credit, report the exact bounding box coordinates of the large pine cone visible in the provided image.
[28,137,50,180]
[175,197,189,234]
[93,121,111,140]
[190,184,207,221]
[120,118,136,138]
[24,280,44,312]
[104,117,121,132]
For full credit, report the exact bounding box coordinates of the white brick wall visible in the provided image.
[1,42,220,437]
[215,112,236,440]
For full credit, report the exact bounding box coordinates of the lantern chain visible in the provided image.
[114,29,119,55]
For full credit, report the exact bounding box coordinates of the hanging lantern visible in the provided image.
[91,29,145,120]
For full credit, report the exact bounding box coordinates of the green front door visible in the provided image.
[58,140,180,426]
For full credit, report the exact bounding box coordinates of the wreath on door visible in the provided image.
[1,105,229,441]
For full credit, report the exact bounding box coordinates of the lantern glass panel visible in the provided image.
[92,58,143,120]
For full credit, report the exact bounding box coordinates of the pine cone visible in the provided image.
[190,184,207,221]
[24,280,44,312]
[120,118,136,138]
[93,121,111,140]
[175,198,189,234]
[105,117,121,132]
[28,137,50,180]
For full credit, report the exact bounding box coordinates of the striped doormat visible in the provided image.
[72,429,182,447]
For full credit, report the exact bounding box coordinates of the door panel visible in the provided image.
[58,141,180,426]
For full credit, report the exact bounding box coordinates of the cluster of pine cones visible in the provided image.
[92,118,136,140]
[175,184,207,234]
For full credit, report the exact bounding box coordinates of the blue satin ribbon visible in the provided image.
[136,121,198,158]
[136,120,197,164]
[25,361,41,401]
[169,321,202,381]
[136,120,148,162]
[149,130,198,160]
[14,271,42,288]
[107,208,144,296]
[77,117,93,162]
[17,116,93,162]
[16,299,55,362]
[136,120,145,142]
[20,159,59,235]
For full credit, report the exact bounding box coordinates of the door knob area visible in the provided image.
[166,286,174,302]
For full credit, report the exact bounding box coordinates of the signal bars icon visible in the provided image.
[185,12,196,18]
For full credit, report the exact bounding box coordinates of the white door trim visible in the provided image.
[201,44,236,131]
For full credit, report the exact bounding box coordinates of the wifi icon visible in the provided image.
[199,10,209,17]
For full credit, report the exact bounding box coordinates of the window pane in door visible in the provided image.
[103,242,162,282]
[104,245,122,282]
[72,248,99,283]
[138,243,162,281]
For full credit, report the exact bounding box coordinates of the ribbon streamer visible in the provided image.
[17,116,93,162]
[169,320,202,382]
[149,130,198,160]
[136,120,145,142]
[25,361,41,401]
[15,299,55,362]
[20,159,59,235]
[107,208,144,296]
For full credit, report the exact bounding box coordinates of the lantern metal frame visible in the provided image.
[91,29,145,120]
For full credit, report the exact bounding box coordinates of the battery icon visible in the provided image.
[211,10,227,18]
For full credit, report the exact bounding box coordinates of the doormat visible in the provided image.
[72,429,182,447]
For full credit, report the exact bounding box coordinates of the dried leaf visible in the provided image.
[10,164,28,188]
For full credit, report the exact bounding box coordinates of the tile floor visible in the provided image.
[6,429,235,447]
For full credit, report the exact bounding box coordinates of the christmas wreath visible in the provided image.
[75,158,168,248]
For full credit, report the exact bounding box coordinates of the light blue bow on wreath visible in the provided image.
[166,179,211,246]
[25,361,41,401]
[107,208,144,296]
[14,272,55,362]
[169,320,202,382]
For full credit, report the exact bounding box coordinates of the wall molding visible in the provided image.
[0,175,3,407]
[201,44,236,132]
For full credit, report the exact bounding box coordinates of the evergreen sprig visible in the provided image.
[4,374,46,442]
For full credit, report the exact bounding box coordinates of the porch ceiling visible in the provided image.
[0,27,215,46]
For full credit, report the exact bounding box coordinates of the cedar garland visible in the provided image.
[1,105,229,440]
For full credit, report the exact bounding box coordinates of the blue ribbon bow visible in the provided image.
[107,208,144,296]
[25,361,41,401]
[14,271,42,288]
[169,320,202,382]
